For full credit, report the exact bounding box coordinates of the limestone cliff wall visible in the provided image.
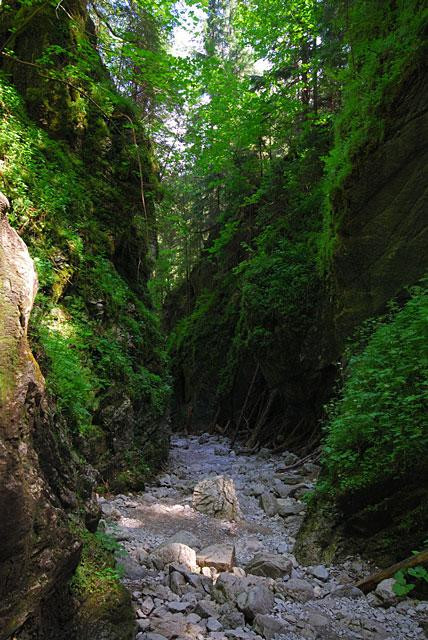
[331,66,428,346]
[0,0,169,490]
[0,0,168,635]
[167,63,428,450]
[294,65,428,567]
[0,195,83,638]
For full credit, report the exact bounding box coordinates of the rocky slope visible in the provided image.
[101,433,428,640]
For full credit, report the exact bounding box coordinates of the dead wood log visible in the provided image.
[355,549,428,593]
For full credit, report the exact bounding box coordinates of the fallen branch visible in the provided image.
[276,447,321,472]
[355,549,428,594]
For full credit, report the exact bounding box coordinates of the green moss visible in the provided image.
[0,71,169,475]
[318,0,427,271]
[70,528,135,640]
[70,528,124,600]
[294,495,341,565]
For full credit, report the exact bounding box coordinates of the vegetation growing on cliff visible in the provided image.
[319,0,427,267]
[3,0,424,461]
[0,72,170,482]
[0,0,427,607]
[0,0,174,488]
[163,0,426,460]
[159,0,427,562]
[319,282,428,496]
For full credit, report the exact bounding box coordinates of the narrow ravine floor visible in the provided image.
[99,434,427,640]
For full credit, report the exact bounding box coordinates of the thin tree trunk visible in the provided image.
[246,388,278,449]
[210,405,221,431]
[312,38,318,114]
[231,363,260,447]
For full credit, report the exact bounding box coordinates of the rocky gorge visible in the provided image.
[99,434,428,640]
[0,0,427,638]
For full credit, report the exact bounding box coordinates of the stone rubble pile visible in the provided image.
[98,434,427,640]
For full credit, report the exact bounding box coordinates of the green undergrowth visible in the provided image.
[318,281,428,497]
[318,0,427,270]
[70,527,125,599]
[0,74,169,475]
[69,525,135,638]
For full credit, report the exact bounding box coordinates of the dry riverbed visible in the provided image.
[99,434,427,640]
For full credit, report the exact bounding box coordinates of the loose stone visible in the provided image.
[197,544,236,572]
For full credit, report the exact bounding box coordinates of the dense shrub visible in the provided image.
[319,283,428,495]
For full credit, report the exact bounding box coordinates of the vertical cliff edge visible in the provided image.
[0,0,169,637]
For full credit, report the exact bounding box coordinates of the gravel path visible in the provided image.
[99,434,427,640]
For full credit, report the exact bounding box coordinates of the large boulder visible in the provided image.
[212,573,245,605]
[212,571,274,621]
[236,584,275,621]
[375,578,399,606]
[259,493,279,517]
[276,578,314,603]
[197,544,236,571]
[195,600,219,619]
[150,614,188,639]
[246,553,292,579]
[151,542,197,571]
[168,530,202,550]
[193,475,242,520]
[253,614,290,639]
[277,498,306,517]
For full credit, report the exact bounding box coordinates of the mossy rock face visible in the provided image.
[294,496,343,567]
[0,3,167,636]
[0,0,105,144]
[69,529,136,640]
[0,214,76,639]
[295,69,428,570]
[17,580,135,640]
[73,583,135,640]
[0,0,169,482]
[17,529,135,640]
[295,474,428,567]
